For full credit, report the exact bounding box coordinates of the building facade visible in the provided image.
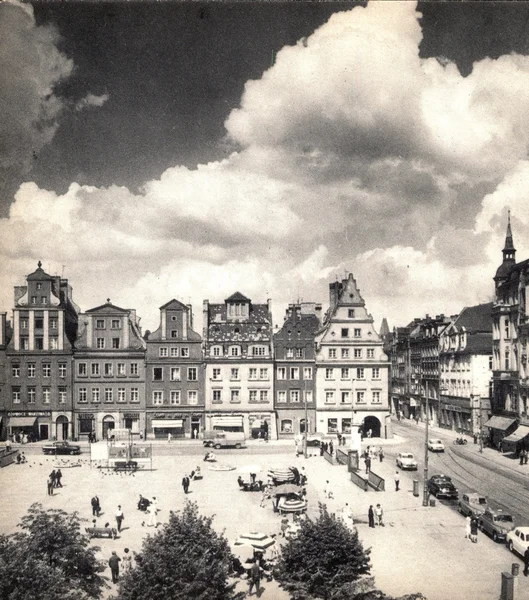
[5,263,78,441]
[389,325,412,419]
[0,313,9,440]
[145,299,204,439]
[273,303,321,438]
[203,292,276,439]
[73,301,146,440]
[315,274,391,439]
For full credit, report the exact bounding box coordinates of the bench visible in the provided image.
[114,461,138,472]
[85,527,117,539]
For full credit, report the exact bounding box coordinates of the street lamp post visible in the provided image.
[304,379,308,459]
[478,394,483,454]
[423,377,429,507]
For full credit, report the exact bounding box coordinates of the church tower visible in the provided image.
[494,211,516,290]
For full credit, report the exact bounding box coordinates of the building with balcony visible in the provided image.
[273,302,321,437]
[73,300,146,440]
[202,292,275,439]
[315,273,391,439]
[5,263,79,440]
[145,299,203,439]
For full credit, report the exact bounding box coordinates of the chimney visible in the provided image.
[0,312,6,346]
[202,300,209,341]
[187,304,193,331]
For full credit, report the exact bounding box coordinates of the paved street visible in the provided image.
[2,427,529,600]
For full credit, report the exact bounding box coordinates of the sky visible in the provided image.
[2,0,529,334]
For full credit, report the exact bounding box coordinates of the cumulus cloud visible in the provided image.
[75,93,109,112]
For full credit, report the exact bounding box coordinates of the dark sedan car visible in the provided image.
[42,441,81,455]
[428,475,458,500]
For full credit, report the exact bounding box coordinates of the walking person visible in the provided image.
[520,449,525,465]
[108,551,121,584]
[375,503,384,527]
[182,474,190,494]
[148,497,159,527]
[115,505,124,533]
[368,505,375,528]
[469,516,478,543]
[465,516,471,540]
[47,474,54,496]
[167,432,172,443]
[329,441,334,456]
[365,455,371,475]
[524,546,529,576]
[122,548,132,573]
[91,495,101,517]
[248,560,262,596]
[50,470,57,488]
[394,471,400,492]
[379,447,384,462]
[55,469,63,488]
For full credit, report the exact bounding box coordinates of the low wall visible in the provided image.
[0,450,18,468]
[323,450,339,465]
[350,470,369,491]
[368,470,385,491]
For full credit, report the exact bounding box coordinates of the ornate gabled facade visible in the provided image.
[145,299,203,439]
[73,300,146,440]
[273,302,322,437]
[5,262,79,440]
[202,292,276,439]
[439,303,493,435]
[315,273,391,439]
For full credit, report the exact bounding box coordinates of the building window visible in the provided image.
[171,330,178,338]
[212,368,222,380]
[188,367,197,381]
[212,390,222,403]
[281,419,293,433]
[341,391,350,404]
[305,390,313,403]
[230,346,240,357]
[327,418,338,433]
[171,315,177,321]
[21,337,29,350]
[231,389,240,403]
[342,418,351,433]
[20,319,28,329]
[356,391,365,403]
[231,368,239,381]
[290,367,299,380]
[28,363,35,378]
[49,337,58,350]
[79,388,87,403]
[249,390,258,403]
[43,363,51,377]
[325,368,334,380]
[212,346,221,357]
[130,363,138,376]
[28,388,36,404]
[505,318,510,339]
[78,363,87,376]
[357,367,365,379]
[58,363,67,378]
[277,391,287,403]
[96,319,105,329]
[181,348,189,358]
[50,318,58,329]
[12,388,21,404]
[170,347,178,357]
[111,319,121,329]
[290,390,300,403]
[303,367,313,380]
[118,389,126,403]
[249,368,258,380]
[341,348,350,359]
[170,367,181,381]
[341,367,350,380]
[341,328,349,338]
[367,348,375,359]
[35,338,44,350]
[277,367,286,380]
[153,391,164,405]
[159,347,168,357]
[117,363,125,376]
[41,297,48,305]
[12,364,20,378]
[348,309,355,318]
[372,367,380,379]
[286,348,294,358]
[329,348,337,359]
[294,348,304,359]
[506,351,510,371]
[92,387,101,403]
[43,388,50,404]
[252,346,266,357]
[354,348,362,359]
[372,391,381,404]
[36,283,42,290]
[325,391,335,404]
[104,363,113,376]
[260,368,268,380]
[188,391,198,405]
[35,318,44,329]
[105,388,113,403]
[31,296,37,304]
[91,363,100,376]
[112,338,120,349]
[489,356,493,370]
[170,391,181,405]
[260,390,269,403]
[131,388,139,403]
[153,368,163,381]
[96,338,105,349]
[354,328,361,338]
[59,388,66,404]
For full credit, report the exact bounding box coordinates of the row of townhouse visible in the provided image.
[0,266,391,442]
[389,213,529,452]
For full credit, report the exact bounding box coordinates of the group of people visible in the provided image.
[11,431,37,444]
[108,548,133,584]
[16,452,27,464]
[46,469,63,495]
[320,441,335,456]
[203,451,216,462]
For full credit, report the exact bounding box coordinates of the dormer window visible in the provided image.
[36,283,42,290]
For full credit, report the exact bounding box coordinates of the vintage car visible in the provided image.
[396,452,418,470]
[458,493,488,517]
[507,527,529,557]
[427,438,445,452]
[427,475,458,500]
[42,441,81,455]
[479,508,515,542]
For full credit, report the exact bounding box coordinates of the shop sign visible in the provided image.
[123,413,140,419]
[78,413,95,419]
[152,413,182,419]
[8,411,51,417]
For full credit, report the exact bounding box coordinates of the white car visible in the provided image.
[396,452,418,470]
[428,438,445,452]
[507,527,529,557]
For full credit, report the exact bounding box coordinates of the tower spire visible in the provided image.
[502,210,516,261]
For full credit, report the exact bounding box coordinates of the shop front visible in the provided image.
[316,411,353,437]
[147,412,203,439]
[501,424,529,454]
[77,413,95,441]
[8,411,51,442]
[276,409,317,438]
[208,414,244,433]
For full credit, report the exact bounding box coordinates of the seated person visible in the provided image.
[204,451,216,462]
[193,466,202,479]
[137,495,151,511]
[237,475,245,488]
[104,522,118,538]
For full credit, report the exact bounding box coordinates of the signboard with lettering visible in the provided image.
[8,411,51,417]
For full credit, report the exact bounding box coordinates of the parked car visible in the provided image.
[427,439,445,452]
[507,527,529,557]
[428,475,458,500]
[396,452,418,470]
[478,508,515,542]
[458,493,488,517]
[42,441,81,455]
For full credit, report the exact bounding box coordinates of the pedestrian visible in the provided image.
[122,548,132,573]
[148,497,158,527]
[524,546,529,576]
[167,432,172,443]
[55,469,63,488]
[337,433,342,446]
[108,551,121,584]
[394,471,400,492]
[280,518,289,537]
[375,503,384,527]
[47,475,54,496]
[379,447,384,462]
[329,441,334,456]
[469,516,478,543]
[367,429,372,438]
[368,505,375,528]
[91,495,101,517]
[465,516,471,540]
[50,470,57,488]
[519,449,525,465]
[248,560,262,596]
[323,480,334,499]
[182,474,190,494]
[319,443,324,457]
[525,450,529,465]
[115,505,124,533]
[365,455,371,474]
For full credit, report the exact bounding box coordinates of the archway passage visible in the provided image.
[102,416,115,440]
[56,416,69,441]
[363,416,382,438]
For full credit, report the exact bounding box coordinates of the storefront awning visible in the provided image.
[152,419,183,428]
[483,416,516,431]
[211,416,243,427]
[9,417,37,427]
[502,425,529,444]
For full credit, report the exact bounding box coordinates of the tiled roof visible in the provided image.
[159,299,188,310]
[274,314,320,341]
[224,291,251,303]
[457,332,492,355]
[147,326,201,342]
[86,302,129,314]
[453,303,493,333]
[207,303,271,342]
[26,265,53,281]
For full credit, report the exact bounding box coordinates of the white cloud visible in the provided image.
[75,93,110,112]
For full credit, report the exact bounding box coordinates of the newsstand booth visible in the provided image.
[501,424,529,455]
[483,416,517,450]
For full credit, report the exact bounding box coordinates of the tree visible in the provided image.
[116,501,234,600]
[275,503,371,600]
[0,503,106,600]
